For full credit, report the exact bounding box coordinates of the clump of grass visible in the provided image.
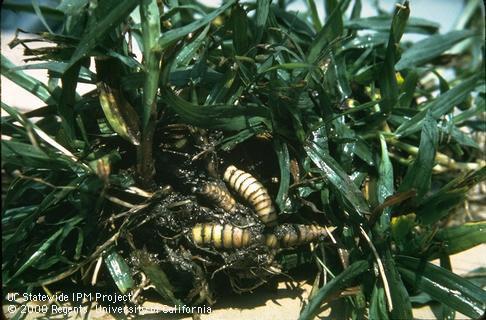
[2,0,485,319]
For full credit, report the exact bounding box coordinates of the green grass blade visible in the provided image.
[176,25,210,67]
[439,122,480,149]
[31,0,54,33]
[271,5,315,38]
[162,89,267,131]
[395,73,483,137]
[350,0,362,19]
[438,255,456,320]
[157,0,237,51]
[298,260,368,320]
[382,248,413,319]
[12,62,96,83]
[452,97,485,125]
[273,138,290,211]
[58,61,81,143]
[255,0,271,44]
[104,250,135,294]
[2,1,64,20]
[67,0,139,69]
[1,140,69,169]
[433,222,486,257]
[10,229,63,281]
[140,0,162,129]
[231,4,249,56]
[136,252,182,306]
[416,167,486,225]
[396,30,476,70]
[370,282,389,320]
[343,33,389,50]
[398,70,419,108]
[304,140,370,218]
[260,62,317,73]
[345,16,439,34]
[1,55,55,104]
[307,0,322,31]
[397,256,486,319]
[397,111,438,202]
[378,1,409,113]
[307,1,343,63]
[333,55,352,99]
[375,134,394,228]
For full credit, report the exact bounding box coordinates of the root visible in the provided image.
[229,276,267,294]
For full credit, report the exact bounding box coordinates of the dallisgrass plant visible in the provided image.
[2,0,485,319]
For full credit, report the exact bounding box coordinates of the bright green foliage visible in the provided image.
[1,0,485,319]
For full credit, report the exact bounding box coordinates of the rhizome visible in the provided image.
[124,123,334,306]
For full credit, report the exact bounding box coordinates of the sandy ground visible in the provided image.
[1,6,484,318]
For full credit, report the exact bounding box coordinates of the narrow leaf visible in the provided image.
[395,73,483,137]
[140,0,162,128]
[163,89,267,131]
[10,229,63,280]
[299,260,369,320]
[104,250,134,294]
[231,5,249,55]
[274,138,290,211]
[307,1,344,63]
[304,140,370,218]
[58,61,81,143]
[345,16,439,34]
[433,222,486,256]
[2,1,64,20]
[157,0,237,51]
[370,283,389,320]
[137,253,182,306]
[378,1,409,113]
[255,0,271,44]
[396,30,476,70]
[97,82,141,145]
[398,70,419,108]
[67,0,139,68]
[416,167,486,225]
[374,134,394,229]
[382,248,413,319]
[307,0,322,31]
[398,111,438,202]
[176,25,210,67]
[1,55,55,104]
[397,256,486,319]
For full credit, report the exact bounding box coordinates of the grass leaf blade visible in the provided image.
[396,30,476,70]
[397,111,438,202]
[395,73,483,137]
[304,140,370,218]
[299,260,368,320]
[67,0,139,69]
[1,55,55,104]
[378,1,409,113]
[157,0,237,51]
[397,256,486,319]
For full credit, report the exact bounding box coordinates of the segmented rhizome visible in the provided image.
[223,165,278,226]
[192,223,334,250]
[147,131,336,303]
[191,223,262,249]
[265,224,336,248]
[187,164,334,259]
[195,182,236,213]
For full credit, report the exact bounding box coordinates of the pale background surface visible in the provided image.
[1,1,484,319]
